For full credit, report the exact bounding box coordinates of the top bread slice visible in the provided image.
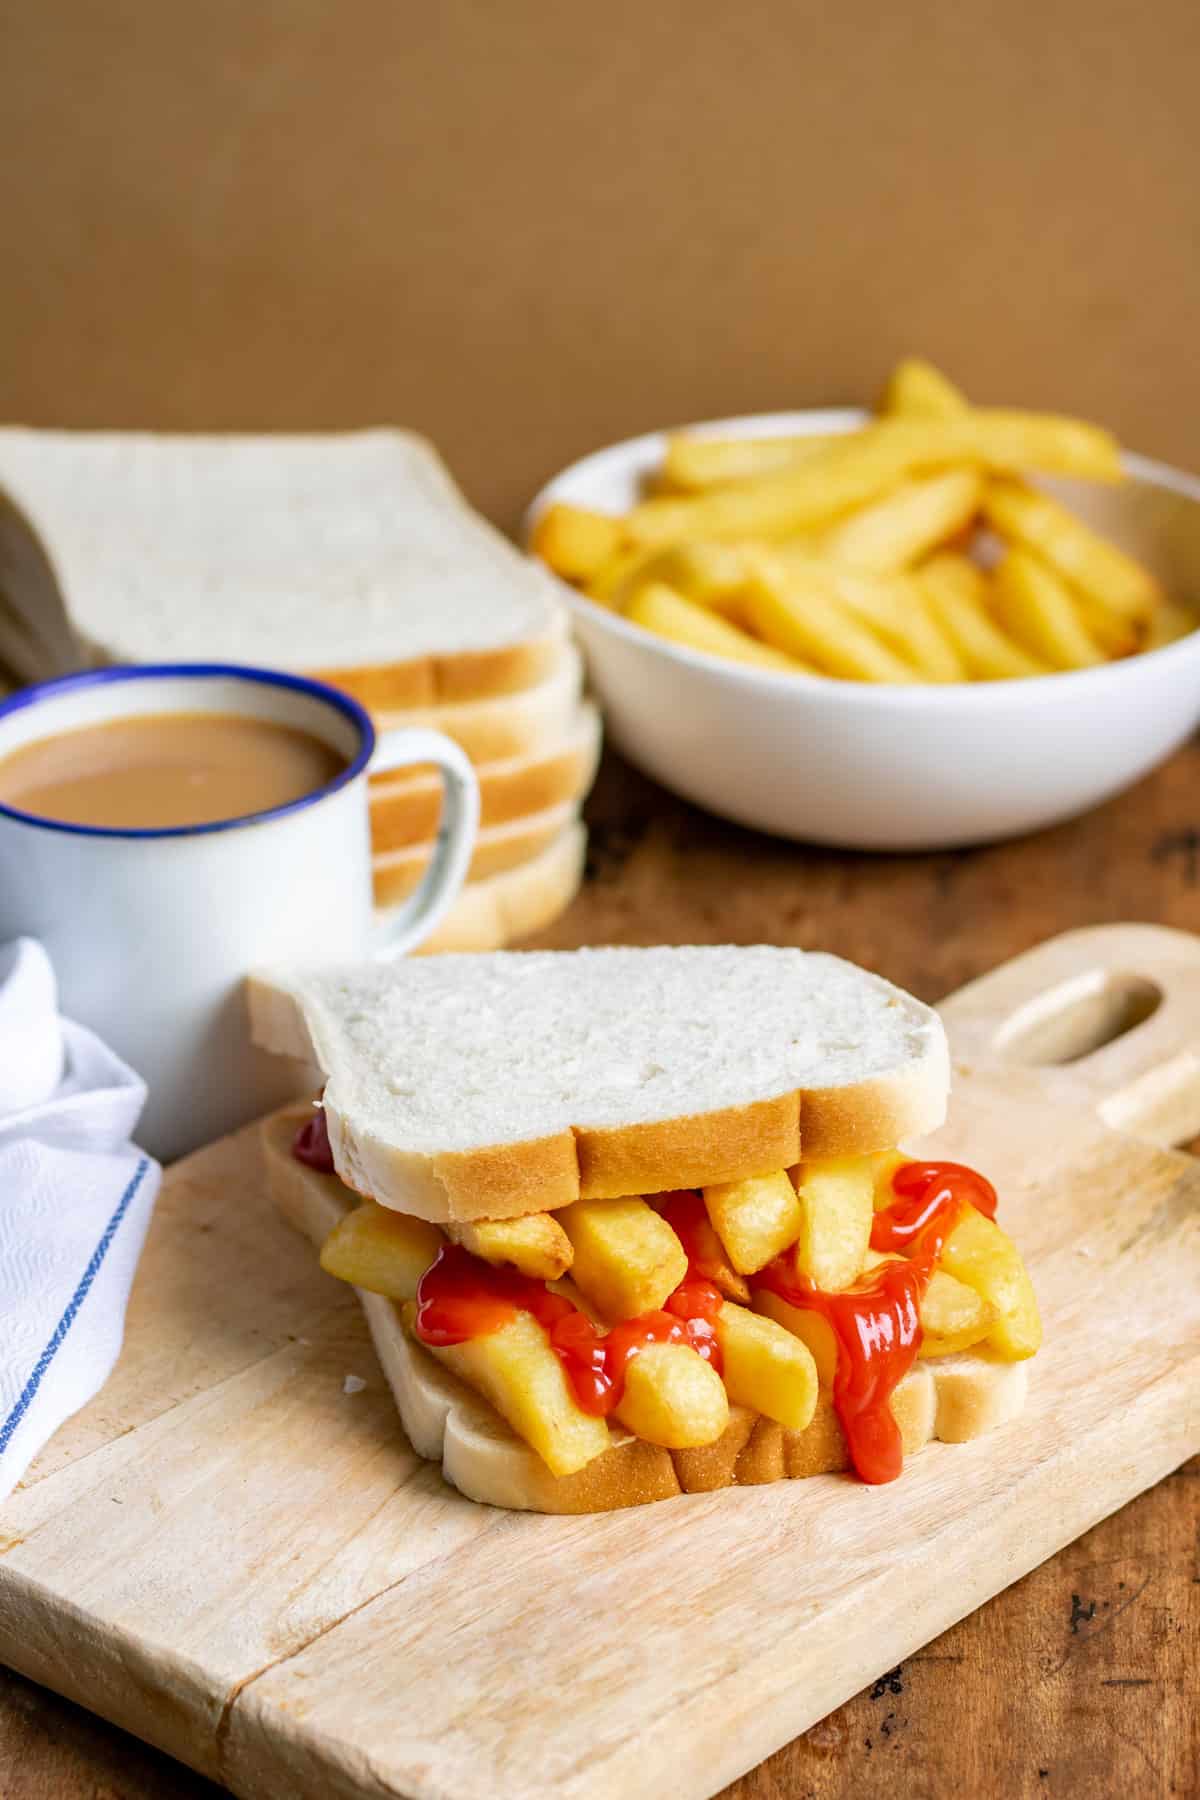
[0,427,564,702]
[249,946,949,1222]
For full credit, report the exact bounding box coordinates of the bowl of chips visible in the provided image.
[526,363,1200,849]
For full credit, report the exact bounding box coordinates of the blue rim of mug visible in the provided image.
[0,662,376,839]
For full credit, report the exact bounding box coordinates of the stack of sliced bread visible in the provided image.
[0,428,597,949]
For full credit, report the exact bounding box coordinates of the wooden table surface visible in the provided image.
[2,743,1198,1799]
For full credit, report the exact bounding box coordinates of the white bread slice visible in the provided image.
[0,428,564,701]
[369,701,601,850]
[319,607,566,712]
[372,642,583,763]
[373,799,578,905]
[404,821,586,955]
[248,944,949,1223]
[263,1109,1027,1512]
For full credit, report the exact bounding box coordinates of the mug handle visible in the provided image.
[367,727,480,959]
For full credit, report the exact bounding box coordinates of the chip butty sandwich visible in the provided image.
[253,947,1040,1512]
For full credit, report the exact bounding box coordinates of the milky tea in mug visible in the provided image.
[0,666,478,1158]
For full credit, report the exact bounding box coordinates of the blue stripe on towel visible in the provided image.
[0,1155,152,1459]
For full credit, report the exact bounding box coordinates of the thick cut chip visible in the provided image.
[703,1169,805,1275]
[874,411,1121,482]
[1073,591,1139,657]
[792,1157,875,1290]
[756,1251,997,1370]
[918,1268,998,1356]
[447,1213,573,1281]
[559,1196,688,1322]
[627,582,809,674]
[584,541,661,606]
[532,503,624,582]
[859,1248,997,1356]
[745,557,919,682]
[628,411,1117,554]
[427,1306,613,1477]
[661,433,838,491]
[616,541,748,614]
[321,1202,443,1301]
[752,1289,837,1386]
[820,469,982,573]
[983,480,1159,621]
[991,548,1106,671]
[881,358,969,419]
[829,566,966,681]
[868,1149,910,1209]
[921,554,1049,679]
[717,1301,819,1431]
[939,1207,1042,1359]
[625,436,915,547]
[614,1342,729,1448]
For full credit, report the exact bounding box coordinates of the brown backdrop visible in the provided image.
[2,0,1197,532]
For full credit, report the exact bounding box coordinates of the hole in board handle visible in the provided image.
[994,970,1163,1068]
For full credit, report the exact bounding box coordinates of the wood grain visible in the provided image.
[2,1460,1195,1800]
[2,743,1200,1797]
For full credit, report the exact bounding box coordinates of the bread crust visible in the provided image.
[372,800,578,906]
[368,702,601,850]
[369,643,583,763]
[798,1053,952,1159]
[576,1095,802,1200]
[264,1110,1028,1513]
[320,1068,945,1226]
[316,612,568,712]
[247,936,949,1224]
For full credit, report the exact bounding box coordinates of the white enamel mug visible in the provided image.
[0,663,479,1159]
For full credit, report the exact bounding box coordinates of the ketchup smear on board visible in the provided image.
[414,1198,724,1418]
[756,1160,998,1486]
[292,1106,336,1173]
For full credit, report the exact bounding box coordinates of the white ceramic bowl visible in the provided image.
[527,410,1200,850]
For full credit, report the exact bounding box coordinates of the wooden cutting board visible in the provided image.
[0,924,1197,1800]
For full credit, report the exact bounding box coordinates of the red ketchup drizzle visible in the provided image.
[870,1161,997,1254]
[757,1160,998,1486]
[413,1204,723,1418]
[415,1243,575,1345]
[292,1106,335,1173]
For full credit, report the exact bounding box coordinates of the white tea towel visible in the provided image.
[0,938,160,1498]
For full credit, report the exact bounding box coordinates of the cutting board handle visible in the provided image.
[939,924,1200,1149]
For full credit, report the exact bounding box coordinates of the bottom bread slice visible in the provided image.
[397,819,586,954]
[263,1110,1029,1513]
